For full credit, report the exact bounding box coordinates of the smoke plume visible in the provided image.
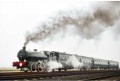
[24,2,120,46]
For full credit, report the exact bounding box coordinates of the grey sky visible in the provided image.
[0,0,120,67]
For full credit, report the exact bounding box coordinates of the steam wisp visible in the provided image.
[66,55,83,69]
[46,60,63,72]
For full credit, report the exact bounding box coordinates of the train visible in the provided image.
[13,47,119,72]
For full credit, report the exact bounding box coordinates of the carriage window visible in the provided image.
[80,59,82,62]
[50,53,54,57]
[88,59,90,62]
[52,53,54,57]
[50,54,52,57]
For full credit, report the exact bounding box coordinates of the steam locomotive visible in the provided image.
[13,47,119,72]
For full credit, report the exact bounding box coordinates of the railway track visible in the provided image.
[0,70,120,80]
[44,70,120,80]
[83,72,120,80]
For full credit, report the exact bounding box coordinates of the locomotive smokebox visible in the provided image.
[23,47,26,51]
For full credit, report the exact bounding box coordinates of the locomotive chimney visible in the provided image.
[23,47,26,51]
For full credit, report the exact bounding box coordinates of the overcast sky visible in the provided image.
[0,0,120,67]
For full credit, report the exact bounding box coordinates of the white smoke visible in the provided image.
[46,55,84,72]
[46,60,63,72]
[66,55,83,69]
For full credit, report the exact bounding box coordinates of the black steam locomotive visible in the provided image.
[13,47,119,72]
